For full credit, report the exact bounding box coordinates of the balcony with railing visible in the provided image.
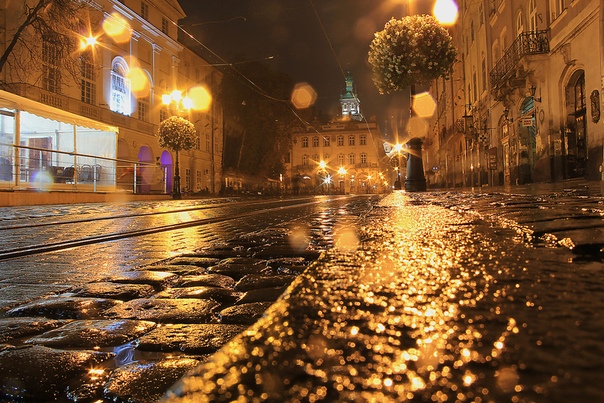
[490,30,549,95]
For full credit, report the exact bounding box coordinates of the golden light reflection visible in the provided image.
[433,0,459,25]
[188,86,213,111]
[127,67,150,97]
[291,82,318,109]
[406,116,429,137]
[411,92,437,118]
[102,13,131,43]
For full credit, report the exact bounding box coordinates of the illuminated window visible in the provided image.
[80,51,95,104]
[110,60,131,115]
[42,36,61,93]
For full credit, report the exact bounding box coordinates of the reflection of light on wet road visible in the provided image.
[168,193,541,402]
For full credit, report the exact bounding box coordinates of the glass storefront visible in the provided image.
[0,92,117,190]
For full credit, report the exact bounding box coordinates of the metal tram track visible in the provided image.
[0,196,347,261]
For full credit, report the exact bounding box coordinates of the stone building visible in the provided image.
[287,74,391,194]
[0,0,223,197]
[426,0,603,187]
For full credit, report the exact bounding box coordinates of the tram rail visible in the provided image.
[0,196,349,261]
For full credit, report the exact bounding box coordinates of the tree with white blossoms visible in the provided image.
[157,115,197,199]
[368,15,457,94]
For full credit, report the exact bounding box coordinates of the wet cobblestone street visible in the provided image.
[167,188,604,403]
[0,186,603,402]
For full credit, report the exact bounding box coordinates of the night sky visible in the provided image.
[177,0,435,128]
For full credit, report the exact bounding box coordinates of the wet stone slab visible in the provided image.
[25,319,157,348]
[173,273,236,289]
[6,297,122,320]
[68,282,155,300]
[136,323,248,354]
[162,256,221,268]
[156,286,243,305]
[137,264,204,275]
[206,263,266,280]
[0,345,114,401]
[236,285,290,305]
[0,317,71,343]
[103,357,203,403]
[104,298,220,323]
[105,271,178,290]
[218,302,274,325]
[234,273,298,291]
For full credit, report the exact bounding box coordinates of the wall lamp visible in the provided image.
[529,85,542,102]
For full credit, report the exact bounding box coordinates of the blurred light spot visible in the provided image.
[103,13,131,43]
[32,171,53,191]
[463,371,476,386]
[289,225,310,251]
[412,92,437,118]
[434,0,459,25]
[291,82,317,109]
[334,224,359,253]
[406,116,429,137]
[496,367,519,393]
[127,67,150,97]
[188,86,212,111]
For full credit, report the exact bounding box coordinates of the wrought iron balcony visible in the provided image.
[490,30,549,90]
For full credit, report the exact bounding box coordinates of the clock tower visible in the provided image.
[340,71,363,121]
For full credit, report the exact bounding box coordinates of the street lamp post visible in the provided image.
[162,90,193,200]
[337,166,347,194]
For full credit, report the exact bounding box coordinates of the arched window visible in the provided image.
[111,58,131,115]
[516,11,524,36]
[528,0,537,31]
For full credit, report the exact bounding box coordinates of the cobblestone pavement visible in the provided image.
[0,196,378,402]
[1,183,604,402]
[166,184,604,403]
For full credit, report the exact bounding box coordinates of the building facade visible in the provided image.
[0,0,223,196]
[287,75,391,194]
[426,0,603,188]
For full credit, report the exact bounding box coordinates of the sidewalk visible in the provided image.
[164,190,603,402]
